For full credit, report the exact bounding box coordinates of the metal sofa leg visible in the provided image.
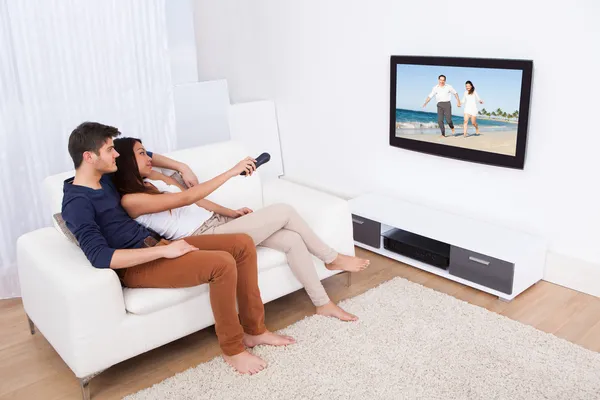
[80,377,91,400]
[79,370,104,400]
[27,314,35,335]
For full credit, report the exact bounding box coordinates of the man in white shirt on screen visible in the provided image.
[422,75,461,137]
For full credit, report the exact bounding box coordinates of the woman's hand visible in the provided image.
[178,164,199,188]
[228,157,257,177]
[232,207,253,218]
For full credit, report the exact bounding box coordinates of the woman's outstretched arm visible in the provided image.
[149,171,239,218]
[121,157,256,218]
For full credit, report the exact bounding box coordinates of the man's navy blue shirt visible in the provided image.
[61,174,151,268]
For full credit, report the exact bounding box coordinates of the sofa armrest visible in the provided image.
[17,228,126,351]
[262,178,355,256]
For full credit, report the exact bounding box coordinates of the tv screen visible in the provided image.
[389,55,533,169]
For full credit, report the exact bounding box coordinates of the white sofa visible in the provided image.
[17,140,355,399]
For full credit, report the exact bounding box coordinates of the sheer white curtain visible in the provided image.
[0,0,176,299]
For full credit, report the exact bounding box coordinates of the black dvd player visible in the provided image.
[382,228,450,269]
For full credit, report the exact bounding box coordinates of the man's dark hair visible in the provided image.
[438,75,446,80]
[68,122,121,169]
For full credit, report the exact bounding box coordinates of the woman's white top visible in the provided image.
[461,90,482,116]
[134,178,213,240]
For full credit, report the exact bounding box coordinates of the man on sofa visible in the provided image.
[61,121,296,375]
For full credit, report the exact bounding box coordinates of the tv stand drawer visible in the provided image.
[449,246,514,294]
[351,214,380,248]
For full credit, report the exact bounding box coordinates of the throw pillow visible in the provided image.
[170,171,187,188]
[53,213,80,246]
[152,167,188,188]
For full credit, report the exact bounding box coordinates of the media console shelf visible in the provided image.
[348,193,546,301]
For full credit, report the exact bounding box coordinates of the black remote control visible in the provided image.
[240,152,271,175]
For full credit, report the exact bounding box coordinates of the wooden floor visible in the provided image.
[2,247,600,400]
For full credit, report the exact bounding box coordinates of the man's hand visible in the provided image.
[232,207,253,218]
[178,164,199,188]
[161,240,199,259]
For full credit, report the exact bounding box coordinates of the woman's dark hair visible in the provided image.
[112,137,159,196]
[465,80,475,95]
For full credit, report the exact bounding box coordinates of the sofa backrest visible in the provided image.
[159,140,264,211]
[44,170,77,216]
[43,140,264,218]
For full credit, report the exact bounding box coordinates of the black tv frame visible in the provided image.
[389,55,533,170]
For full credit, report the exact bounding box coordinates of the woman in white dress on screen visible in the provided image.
[461,80,484,137]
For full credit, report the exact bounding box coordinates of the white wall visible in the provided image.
[165,0,198,84]
[193,0,600,291]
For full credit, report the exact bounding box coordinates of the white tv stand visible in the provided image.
[348,193,546,301]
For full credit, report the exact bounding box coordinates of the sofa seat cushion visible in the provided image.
[123,246,287,315]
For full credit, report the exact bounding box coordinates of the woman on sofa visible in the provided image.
[112,137,370,321]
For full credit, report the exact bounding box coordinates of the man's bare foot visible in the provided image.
[326,253,369,273]
[316,301,358,321]
[223,351,267,375]
[243,331,296,348]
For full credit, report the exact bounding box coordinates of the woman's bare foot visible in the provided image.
[223,351,267,375]
[316,301,358,321]
[243,331,296,348]
[326,253,369,273]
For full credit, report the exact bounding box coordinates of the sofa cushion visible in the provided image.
[256,246,287,272]
[123,246,287,315]
[123,284,209,315]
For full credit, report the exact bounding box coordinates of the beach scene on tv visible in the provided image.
[394,64,523,156]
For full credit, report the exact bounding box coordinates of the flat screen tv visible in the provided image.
[389,55,533,169]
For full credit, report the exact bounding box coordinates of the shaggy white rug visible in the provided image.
[124,277,600,400]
